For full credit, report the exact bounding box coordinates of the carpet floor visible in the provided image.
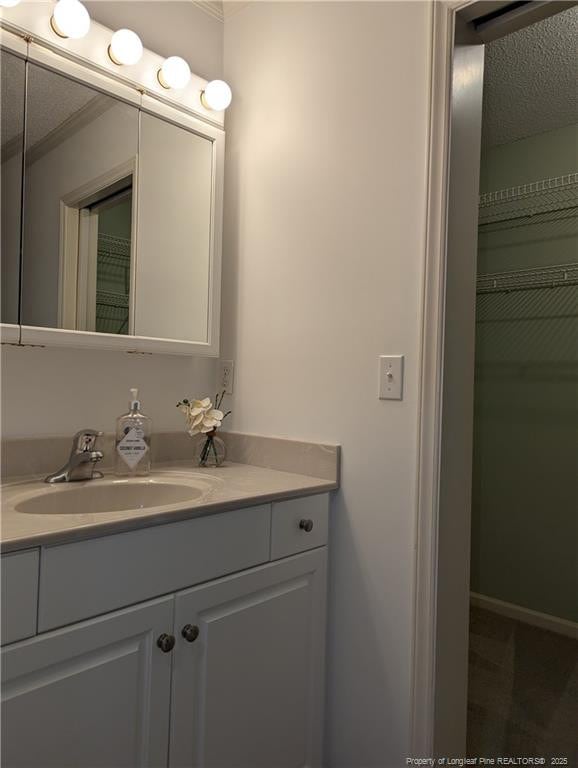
[467,605,578,761]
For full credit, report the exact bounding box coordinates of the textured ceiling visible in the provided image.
[482,6,578,147]
[1,52,26,150]
[25,65,96,149]
[2,58,103,154]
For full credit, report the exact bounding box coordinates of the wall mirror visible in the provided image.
[0,38,224,355]
[21,63,138,336]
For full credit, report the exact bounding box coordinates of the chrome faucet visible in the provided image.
[44,429,104,483]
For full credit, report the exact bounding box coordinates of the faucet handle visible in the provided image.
[72,429,102,453]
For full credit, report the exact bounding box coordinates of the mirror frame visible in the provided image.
[0,29,224,357]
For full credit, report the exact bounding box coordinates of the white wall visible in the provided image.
[222,3,432,765]
[2,2,223,438]
[1,345,216,437]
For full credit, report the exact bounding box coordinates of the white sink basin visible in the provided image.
[9,473,218,516]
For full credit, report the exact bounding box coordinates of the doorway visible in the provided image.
[83,187,133,335]
[413,0,577,759]
[467,7,578,757]
[58,162,136,333]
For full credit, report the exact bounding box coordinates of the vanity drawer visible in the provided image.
[270,494,329,560]
[1,549,39,645]
[38,505,271,631]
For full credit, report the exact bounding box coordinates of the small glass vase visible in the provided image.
[192,430,226,468]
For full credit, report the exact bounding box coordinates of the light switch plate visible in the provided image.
[219,360,234,395]
[378,355,404,400]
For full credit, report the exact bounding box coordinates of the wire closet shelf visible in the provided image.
[477,172,578,228]
[476,263,578,295]
[95,233,131,334]
[476,172,578,295]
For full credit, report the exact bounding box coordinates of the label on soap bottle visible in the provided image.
[117,427,149,469]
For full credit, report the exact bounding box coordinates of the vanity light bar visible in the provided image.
[5,0,232,110]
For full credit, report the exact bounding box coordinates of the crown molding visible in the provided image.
[1,94,113,168]
[223,2,252,19]
[186,1,253,23]
[190,1,225,23]
[26,95,114,167]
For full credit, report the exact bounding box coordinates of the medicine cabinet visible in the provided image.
[0,36,224,355]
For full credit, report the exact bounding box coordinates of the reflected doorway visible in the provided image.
[83,187,133,335]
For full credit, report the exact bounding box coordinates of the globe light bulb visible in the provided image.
[201,80,232,111]
[51,0,91,39]
[0,0,23,8]
[108,29,143,66]
[157,56,191,90]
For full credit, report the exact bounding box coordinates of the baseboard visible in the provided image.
[470,592,578,640]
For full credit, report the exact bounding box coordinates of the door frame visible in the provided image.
[411,0,575,756]
[411,1,475,757]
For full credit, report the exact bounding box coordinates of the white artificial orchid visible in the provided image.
[178,397,225,436]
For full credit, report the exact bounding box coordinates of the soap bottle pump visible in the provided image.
[114,388,152,476]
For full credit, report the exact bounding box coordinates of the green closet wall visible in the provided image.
[471,124,578,622]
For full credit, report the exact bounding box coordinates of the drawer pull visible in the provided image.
[299,519,314,533]
[182,624,200,643]
[157,633,176,653]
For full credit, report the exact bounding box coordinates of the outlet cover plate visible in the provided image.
[219,360,234,395]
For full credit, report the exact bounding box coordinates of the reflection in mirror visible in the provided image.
[137,113,213,342]
[20,63,138,333]
[1,50,26,325]
[93,188,132,334]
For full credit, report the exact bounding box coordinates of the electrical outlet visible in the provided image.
[219,360,234,395]
[378,355,404,400]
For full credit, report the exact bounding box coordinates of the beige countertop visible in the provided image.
[0,461,336,553]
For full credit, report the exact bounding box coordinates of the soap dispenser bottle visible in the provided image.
[115,388,152,476]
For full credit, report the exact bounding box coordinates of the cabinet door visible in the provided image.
[170,548,327,768]
[2,596,174,768]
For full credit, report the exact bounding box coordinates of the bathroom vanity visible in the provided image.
[1,455,336,768]
[0,8,336,766]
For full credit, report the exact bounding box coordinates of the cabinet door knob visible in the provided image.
[157,633,176,653]
[299,518,314,533]
[182,624,200,643]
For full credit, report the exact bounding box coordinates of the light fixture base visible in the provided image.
[50,14,68,38]
[157,69,170,89]
[107,43,121,65]
[200,80,232,111]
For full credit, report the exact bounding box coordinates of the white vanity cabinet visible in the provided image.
[170,548,326,768]
[1,596,174,768]
[1,494,329,768]
[1,549,39,645]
